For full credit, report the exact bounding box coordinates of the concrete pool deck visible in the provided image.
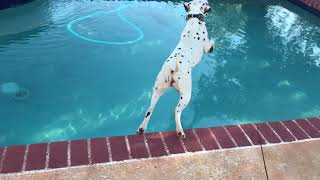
[0,118,320,179]
[0,139,319,180]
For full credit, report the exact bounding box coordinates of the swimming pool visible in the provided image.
[0,0,319,146]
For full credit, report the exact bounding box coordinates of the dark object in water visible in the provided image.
[14,88,30,100]
[0,0,34,10]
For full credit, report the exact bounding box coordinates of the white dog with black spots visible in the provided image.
[137,0,215,138]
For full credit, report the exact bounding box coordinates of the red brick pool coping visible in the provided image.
[299,0,320,11]
[0,118,320,175]
[290,0,320,16]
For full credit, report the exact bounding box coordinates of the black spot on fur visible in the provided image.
[183,35,186,37]
[178,48,181,50]
[190,48,192,49]
[167,60,170,62]
[196,32,199,35]
[188,71,190,74]
[188,31,190,33]
[145,112,151,118]
[178,104,180,107]
[171,70,174,73]
[197,37,200,40]
[170,56,173,58]
[198,22,202,25]
[181,97,183,99]
[203,31,205,34]
[178,77,181,79]
[181,55,184,57]
[179,61,182,63]
[203,38,206,41]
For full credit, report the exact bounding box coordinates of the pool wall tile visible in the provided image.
[127,134,149,159]
[225,125,251,147]
[282,120,309,140]
[210,127,236,148]
[295,119,320,138]
[162,131,185,154]
[70,140,89,167]
[268,122,296,142]
[181,129,203,152]
[109,136,129,161]
[25,143,47,171]
[240,124,266,145]
[1,145,26,173]
[90,138,109,164]
[145,132,167,157]
[256,123,281,143]
[48,141,68,169]
[194,128,219,150]
[308,118,320,131]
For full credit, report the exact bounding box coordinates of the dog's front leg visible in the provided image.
[203,38,215,53]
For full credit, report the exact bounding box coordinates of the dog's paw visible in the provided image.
[136,128,145,134]
[209,39,215,53]
[177,131,186,139]
[209,45,214,53]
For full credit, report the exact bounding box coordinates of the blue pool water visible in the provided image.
[0,0,320,146]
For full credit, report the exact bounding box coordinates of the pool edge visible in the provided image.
[0,117,320,175]
[288,0,320,16]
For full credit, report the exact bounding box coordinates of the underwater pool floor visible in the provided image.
[1,0,320,147]
[0,117,319,179]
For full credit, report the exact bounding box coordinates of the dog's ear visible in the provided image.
[204,5,211,13]
[183,2,190,12]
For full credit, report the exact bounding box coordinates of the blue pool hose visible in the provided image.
[67,2,144,45]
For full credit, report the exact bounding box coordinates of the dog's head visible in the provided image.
[183,0,211,16]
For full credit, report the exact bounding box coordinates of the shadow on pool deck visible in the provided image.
[0,139,319,180]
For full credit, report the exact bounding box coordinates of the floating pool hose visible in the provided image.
[67,2,144,45]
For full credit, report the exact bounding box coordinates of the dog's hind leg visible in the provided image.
[137,76,169,134]
[175,73,192,138]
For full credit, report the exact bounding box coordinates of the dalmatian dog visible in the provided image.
[137,0,215,138]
